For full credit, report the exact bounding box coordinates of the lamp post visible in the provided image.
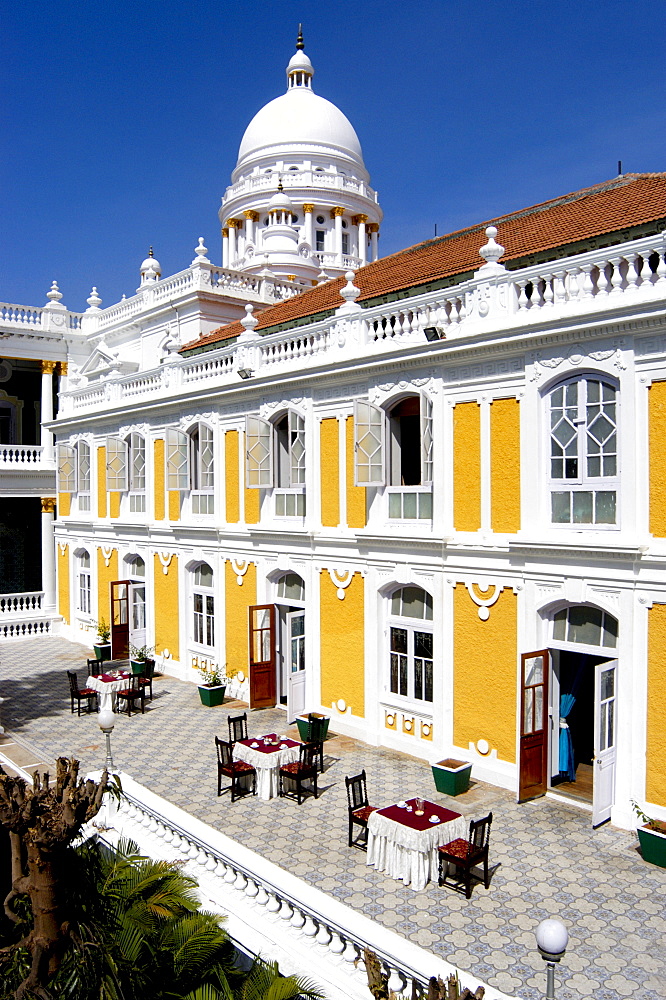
[98,708,116,771]
[535,918,568,1000]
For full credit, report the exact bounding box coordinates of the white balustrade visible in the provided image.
[0,592,44,616]
[87,773,514,1000]
[0,444,45,466]
[0,303,44,328]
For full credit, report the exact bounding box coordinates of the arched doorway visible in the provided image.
[520,603,618,827]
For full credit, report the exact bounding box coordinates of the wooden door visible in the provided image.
[248,604,277,709]
[592,659,618,827]
[110,580,130,659]
[519,649,550,802]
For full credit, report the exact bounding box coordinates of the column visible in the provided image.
[303,203,314,248]
[368,223,379,262]
[57,361,68,395]
[226,219,239,265]
[222,228,229,268]
[331,207,345,265]
[40,360,56,461]
[353,214,368,264]
[41,497,56,612]
[243,210,259,245]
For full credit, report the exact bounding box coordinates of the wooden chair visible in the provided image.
[215,737,256,801]
[228,712,248,744]
[67,670,98,716]
[87,658,102,677]
[345,770,377,849]
[116,674,146,717]
[137,659,155,700]
[305,713,326,773]
[279,742,318,804]
[438,812,493,898]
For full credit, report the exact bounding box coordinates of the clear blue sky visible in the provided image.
[2,0,664,311]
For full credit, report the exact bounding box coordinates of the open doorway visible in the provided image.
[550,650,606,802]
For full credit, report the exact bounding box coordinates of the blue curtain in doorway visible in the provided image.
[559,693,576,782]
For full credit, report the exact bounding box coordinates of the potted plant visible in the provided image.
[632,800,666,868]
[197,663,226,707]
[93,619,112,662]
[296,711,330,742]
[432,758,473,796]
[130,643,155,675]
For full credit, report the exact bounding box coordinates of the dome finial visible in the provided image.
[296,24,304,50]
[277,176,284,193]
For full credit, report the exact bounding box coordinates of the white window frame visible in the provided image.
[387,586,434,707]
[166,427,189,491]
[246,411,307,517]
[57,443,76,493]
[192,563,215,648]
[547,376,619,527]
[77,551,92,617]
[77,441,91,512]
[106,436,128,492]
[190,423,215,515]
[128,432,146,513]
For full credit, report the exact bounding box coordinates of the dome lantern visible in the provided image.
[286,25,314,89]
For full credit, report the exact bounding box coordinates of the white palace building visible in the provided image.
[2,31,666,996]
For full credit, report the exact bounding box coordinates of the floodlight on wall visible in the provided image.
[423,327,443,342]
[238,368,254,380]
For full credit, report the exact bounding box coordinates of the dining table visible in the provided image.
[85,669,131,712]
[233,733,300,800]
[366,797,467,891]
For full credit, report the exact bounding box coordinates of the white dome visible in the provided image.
[237,88,364,168]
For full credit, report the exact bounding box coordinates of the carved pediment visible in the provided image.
[79,343,139,381]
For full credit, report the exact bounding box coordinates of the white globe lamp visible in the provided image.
[535,918,568,1000]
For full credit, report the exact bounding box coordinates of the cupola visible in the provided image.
[286,25,314,89]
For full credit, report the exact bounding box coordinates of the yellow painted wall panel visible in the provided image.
[225,560,256,674]
[453,584,517,762]
[57,544,69,623]
[96,548,118,625]
[320,570,364,717]
[454,402,481,531]
[97,447,107,518]
[345,417,366,529]
[153,554,179,659]
[58,492,71,517]
[243,430,260,525]
[320,418,340,527]
[109,492,121,519]
[649,380,666,537]
[154,438,165,521]
[491,397,521,533]
[168,491,180,521]
[647,603,666,806]
[225,431,240,523]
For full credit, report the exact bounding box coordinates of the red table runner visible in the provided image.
[99,671,130,683]
[377,798,461,832]
[238,734,300,755]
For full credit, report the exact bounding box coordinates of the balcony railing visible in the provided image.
[90,773,513,1000]
[0,444,51,468]
[58,229,666,417]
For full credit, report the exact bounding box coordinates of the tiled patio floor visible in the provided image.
[1,637,664,1000]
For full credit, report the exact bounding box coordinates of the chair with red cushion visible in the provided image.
[116,673,146,717]
[438,812,493,898]
[279,741,318,804]
[137,659,155,701]
[67,670,98,716]
[215,737,256,801]
[345,770,377,849]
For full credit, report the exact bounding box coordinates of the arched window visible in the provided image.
[128,433,146,512]
[388,586,433,703]
[277,572,305,602]
[548,376,618,525]
[165,422,215,515]
[77,441,91,511]
[552,605,618,649]
[77,550,91,616]
[245,410,306,517]
[192,562,214,648]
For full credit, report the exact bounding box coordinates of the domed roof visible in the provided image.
[236,37,365,170]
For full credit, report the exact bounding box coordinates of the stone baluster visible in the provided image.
[581,264,595,299]
[625,253,639,292]
[290,907,305,930]
[565,266,581,302]
[233,871,247,891]
[516,279,529,310]
[656,251,666,286]
[302,915,317,937]
[542,274,554,307]
[553,270,567,306]
[328,931,345,960]
[387,964,407,996]
[609,256,624,295]
[315,922,332,948]
[596,261,610,296]
[266,892,281,916]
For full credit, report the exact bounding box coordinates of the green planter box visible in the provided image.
[94,643,111,662]
[296,713,330,742]
[637,825,666,867]
[198,685,226,708]
[432,758,472,796]
[131,660,145,675]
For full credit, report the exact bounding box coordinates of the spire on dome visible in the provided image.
[286,29,314,89]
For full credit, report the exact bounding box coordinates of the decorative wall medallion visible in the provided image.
[101,545,115,568]
[158,551,173,575]
[231,558,249,585]
[58,541,68,555]
[327,567,354,600]
[467,581,502,620]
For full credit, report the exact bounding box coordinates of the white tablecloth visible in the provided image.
[86,673,130,712]
[234,738,300,800]
[367,802,467,891]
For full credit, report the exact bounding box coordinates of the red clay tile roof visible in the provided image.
[183,173,666,353]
